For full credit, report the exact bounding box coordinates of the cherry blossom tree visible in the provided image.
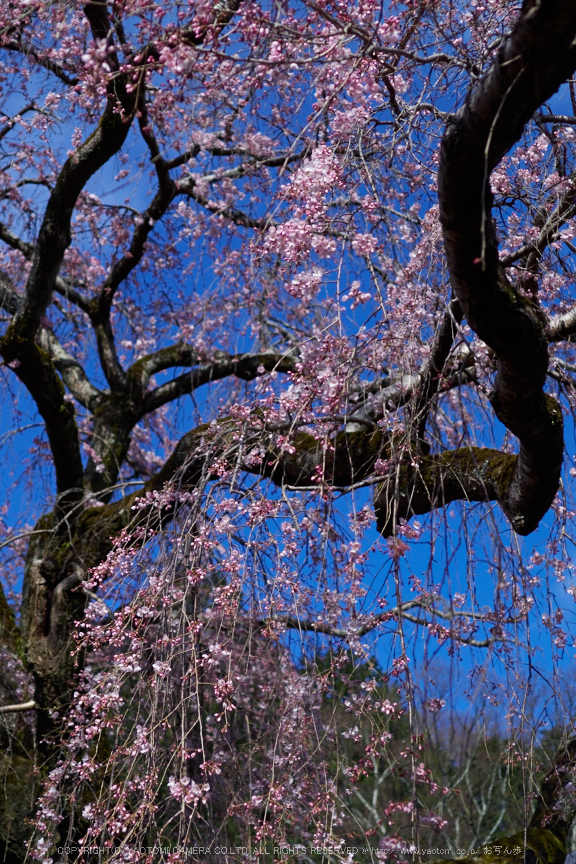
[3,0,576,860]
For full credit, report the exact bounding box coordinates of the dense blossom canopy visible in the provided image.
[3,0,576,861]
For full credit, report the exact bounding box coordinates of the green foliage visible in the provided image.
[302,652,570,861]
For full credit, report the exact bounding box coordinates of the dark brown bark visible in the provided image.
[438,0,576,534]
[4,2,576,860]
[0,8,136,515]
[10,5,136,345]
[67,426,517,564]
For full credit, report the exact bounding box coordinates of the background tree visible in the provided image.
[2,0,576,861]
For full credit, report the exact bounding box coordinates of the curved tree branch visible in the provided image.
[0,700,37,716]
[37,329,105,412]
[83,350,298,495]
[73,419,524,569]
[3,343,85,513]
[0,274,84,513]
[258,598,514,647]
[374,447,515,536]
[412,297,463,441]
[0,220,33,259]
[126,342,199,394]
[5,3,136,347]
[0,272,103,411]
[547,305,576,342]
[177,174,275,230]
[141,351,298,414]
[438,0,576,535]
[91,172,177,392]
[3,39,79,88]
[500,171,576,269]
[0,4,138,517]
